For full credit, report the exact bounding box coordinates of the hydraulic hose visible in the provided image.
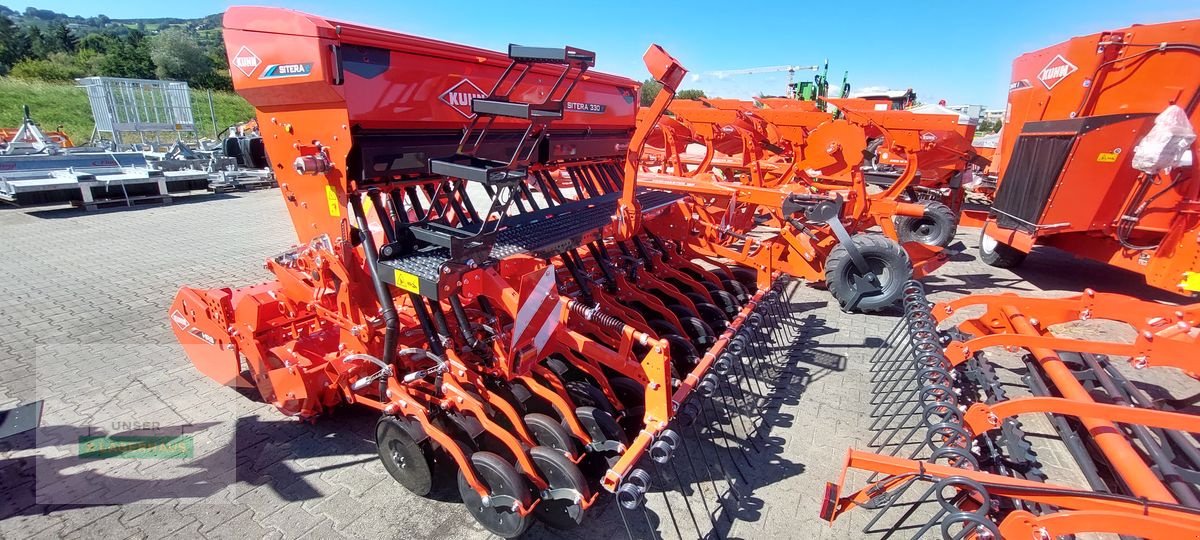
[349,193,401,371]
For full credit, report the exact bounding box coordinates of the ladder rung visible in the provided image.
[429,155,527,185]
[472,99,563,120]
[508,45,595,67]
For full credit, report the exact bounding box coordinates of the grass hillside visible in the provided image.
[0,77,254,144]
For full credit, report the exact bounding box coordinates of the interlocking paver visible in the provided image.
[0,191,1184,539]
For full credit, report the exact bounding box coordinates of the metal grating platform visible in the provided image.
[378,189,684,297]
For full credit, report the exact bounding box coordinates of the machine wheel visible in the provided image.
[675,313,716,348]
[661,333,701,373]
[565,380,616,415]
[895,201,957,247]
[731,267,758,290]
[825,234,912,313]
[608,376,645,409]
[530,446,592,529]
[704,285,740,318]
[720,279,748,304]
[524,413,578,456]
[979,227,1027,268]
[376,416,436,497]
[457,452,532,538]
[694,302,729,334]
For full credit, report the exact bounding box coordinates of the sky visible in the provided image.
[13,1,1200,108]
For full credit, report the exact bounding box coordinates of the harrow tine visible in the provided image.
[680,402,735,526]
[698,375,754,478]
[713,354,761,454]
[652,429,720,540]
[725,338,768,441]
[674,427,726,536]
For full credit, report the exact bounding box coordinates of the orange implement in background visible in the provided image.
[979,19,1200,296]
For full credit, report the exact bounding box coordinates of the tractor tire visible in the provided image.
[825,233,912,313]
[978,227,1027,268]
[895,201,957,247]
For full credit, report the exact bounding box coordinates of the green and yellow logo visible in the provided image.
[78,435,194,459]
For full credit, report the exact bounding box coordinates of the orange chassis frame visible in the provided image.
[823,289,1200,537]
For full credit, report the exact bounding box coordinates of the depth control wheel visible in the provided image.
[825,233,912,313]
[457,452,532,538]
[376,416,436,497]
[895,201,957,247]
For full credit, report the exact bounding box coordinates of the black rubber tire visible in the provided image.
[978,227,1027,268]
[530,446,591,529]
[457,452,532,538]
[524,413,577,456]
[895,201,957,247]
[565,380,616,416]
[647,317,680,338]
[694,302,729,334]
[676,314,716,349]
[825,233,913,313]
[731,267,758,290]
[706,287,740,318]
[661,332,700,372]
[376,416,436,497]
[722,278,750,304]
[608,376,645,409]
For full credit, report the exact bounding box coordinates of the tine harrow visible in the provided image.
[610,277,805,539]
[824,283,1200,539]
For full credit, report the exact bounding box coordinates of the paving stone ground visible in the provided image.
[0,190,1188,539]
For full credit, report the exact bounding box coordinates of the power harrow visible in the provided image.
[822,282,1200,538]
[170,7,805,538]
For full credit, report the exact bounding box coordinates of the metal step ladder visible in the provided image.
[409,44,595,262]
[427,45,595,186]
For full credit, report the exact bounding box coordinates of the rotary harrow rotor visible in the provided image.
[822,282,1200,538]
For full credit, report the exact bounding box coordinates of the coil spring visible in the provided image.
[902,281,980,471]
[567,300,625,331]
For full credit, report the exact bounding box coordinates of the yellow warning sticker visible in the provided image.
[324,185,340,217]
[1096,152,1118,163]
[1180,272,1200,293]
[393,269,421,294]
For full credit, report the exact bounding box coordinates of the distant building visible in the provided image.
[983,109,1005,121]
[946,104,986,121]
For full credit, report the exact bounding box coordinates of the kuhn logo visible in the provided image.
[1037,54,1077,90]
[439,79,487,118]
[232,46,261,77]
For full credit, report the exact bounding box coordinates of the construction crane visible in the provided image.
[704,63,820,93]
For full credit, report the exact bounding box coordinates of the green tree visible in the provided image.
[149,28,213,84]
[676,89,706,100]
[640,78,663,107]
[0,16,32,74]
[79,32,116,54]
[51,23,79,53]
[10,52,88,81]
[27,26,57,58]
[100,31,154,79]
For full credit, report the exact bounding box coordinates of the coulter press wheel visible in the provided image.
[376,416,437,497]
[530,445,592,529]
[457,451,533,538]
